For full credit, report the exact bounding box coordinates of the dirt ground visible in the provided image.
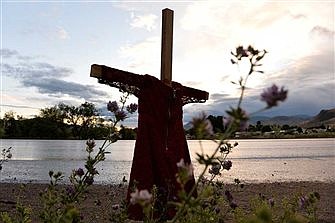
[1,181,334,222]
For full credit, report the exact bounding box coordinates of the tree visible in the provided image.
[3,111,20,138]
[261,125,272,133]
[0,125,5,138]
[77,102,99,139]
[40,105,65,123]
[248,124,256,132]
[207,115,224,133]
[58,102,99,139]
[119,125,137,140]
[296,127,303,133]
[281,124,290,131]
[256,121,263,131]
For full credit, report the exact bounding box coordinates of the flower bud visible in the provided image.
[107,101,119,113]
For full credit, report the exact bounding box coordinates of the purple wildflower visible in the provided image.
[204,119,214,135]
[6,153,12,159]
[84,176,94,185]
[86,139,95,153]
[222,160,232,170]
[107,101,119,113]
[234,46,249,60]
[298,196,307,209]
[115,110,127,121]
[66,186,75,196]
[126,103,138,114]
[191,113,214,139]
[261,84,288,108]
[209,163,221,175]
[75,168,85,177]
[224,108,249,131]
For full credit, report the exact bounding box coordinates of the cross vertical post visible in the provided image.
[160,8,174,85]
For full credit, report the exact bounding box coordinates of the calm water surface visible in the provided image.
[0,138,334,184]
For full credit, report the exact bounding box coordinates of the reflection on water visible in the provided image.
[0,138,334,184]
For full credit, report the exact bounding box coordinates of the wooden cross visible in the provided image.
[90,8,208,220]
[160,8,173,85]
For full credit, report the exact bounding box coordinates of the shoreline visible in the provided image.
[2,135,335,140]
[1,181,334,222]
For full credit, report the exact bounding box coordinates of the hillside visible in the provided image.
[249,109,335,128]
[301,108,335,128]
[184,109,335,130]
[250,115,310,126]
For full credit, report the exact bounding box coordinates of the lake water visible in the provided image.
[0,138,334,184]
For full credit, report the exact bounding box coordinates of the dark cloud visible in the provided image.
[22,78,109,101]
[183,78,335,122]
[310,26,335,38]
[1,104,41,110]
[183,81,203,88]
[265,50,334,94]
[289,54,333,85]
[3,49,109,102]
[2,62,72,79]
[248,86,332,116]
[290,13,307,20]
[210,93,230,101]
[1,48,18,58]
[1,48,41,61]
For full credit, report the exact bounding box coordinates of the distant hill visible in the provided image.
[185,108,335,129]
[249,115,311,126]
[301,108,335,128]
[250,109,335,128]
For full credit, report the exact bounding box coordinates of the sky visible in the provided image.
[1,1,334,126]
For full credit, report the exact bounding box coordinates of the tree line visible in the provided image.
[1,104,327,140]
[0,102,136,140]
[206,115,303,134]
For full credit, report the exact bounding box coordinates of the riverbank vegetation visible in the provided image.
[1,109,333,140]
[0,102,136,140]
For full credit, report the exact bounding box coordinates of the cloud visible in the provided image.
[310,26,334,39]
[174,1,334,118]
[202,52,334,117]
[1,48,41,61]
[183,46,334,118]
[22,78,108,101]
[1,104,41,110]
[119,36,160,74]
[20,23,70,41]
[56,26,70,40]
[2,62,72,79]
[210,93,230,101]
[130,13,158,31]
[1,48,19,58]
[2,49,109,102]
[290,13,307,20]
[180,2,289,39]
[266,50,334,92]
